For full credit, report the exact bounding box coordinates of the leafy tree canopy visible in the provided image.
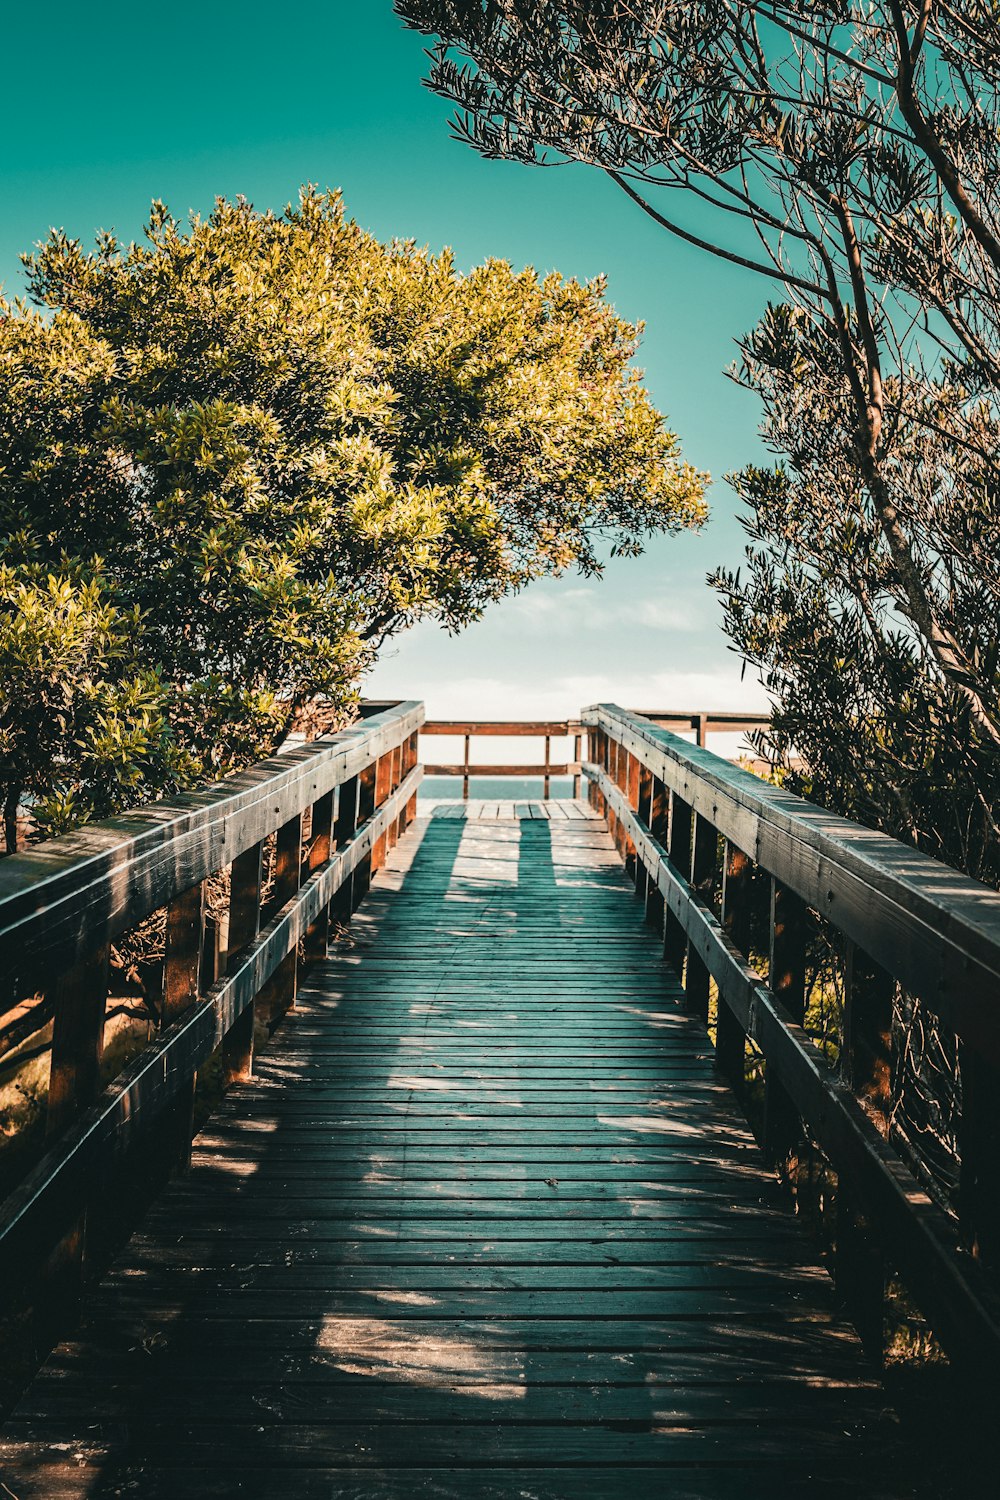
[0,187,705,846]
[398,2,1000,882]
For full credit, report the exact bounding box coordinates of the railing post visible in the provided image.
[372,753,393,874]
[644,775,668,934]
[352,761,377,910]
[836,938,893,1354]
[463,734,471,801]
[684,814,717,1023]
[663,792,692,978]
[406,730,419,826]
[304,789,335,965]
[572,728,582,800]
[331,774,360,929]
[257,813,302,1030]
[43,946,110,1305]
[959,1050,1000,1271]
[636,761,653,905]
[387,745,403,851]
[717,841,752,1093]
[157,880,206,1170]
[762,878,808,1166]
[624,753,639,883]
[46,948,109,1141]
[222,840,263,1085]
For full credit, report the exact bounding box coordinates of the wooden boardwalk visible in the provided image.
[1,806,903,1498]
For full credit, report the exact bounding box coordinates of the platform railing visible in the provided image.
[420,711,769,799]
[421,719,585,798]
[582,702,1000,1370]
[0,700,424,1309]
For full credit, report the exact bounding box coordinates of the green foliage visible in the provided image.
[0,188,705,848]
[398,2,1000,885]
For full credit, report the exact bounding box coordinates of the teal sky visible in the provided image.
[1,1,773,722]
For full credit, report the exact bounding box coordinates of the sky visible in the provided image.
[0,1,774,721]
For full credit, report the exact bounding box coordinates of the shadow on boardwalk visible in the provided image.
[0,810,913,1499]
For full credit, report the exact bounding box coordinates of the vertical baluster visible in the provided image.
[607,741,620,848]
[717,841,752,1093]
[635,761,653,903]
[959,1049,1000,1272]
[403,733,419,829]
[223,841,263,1085]
[352,761,377,911]
[47,947,110,1140]
[684,814,716,1023]
[157,880,206,1170]
[623,753,639,882]
[372,753,393,874]
[572,728,582,800]
[837,940,894,1354]
[543,735,551,801]
[663,792,692,979]
[463,734,471,801]
[258,813,302,1030]
[332,774,360,929]
[644,775,668,934]
[387,744,403,850]
[304,789,335,965]
[762,879,808,1165]
[43,946,110,1305]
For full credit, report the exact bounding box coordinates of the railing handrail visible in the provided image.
[0,701,425,1005]
[583,703,1000,1063]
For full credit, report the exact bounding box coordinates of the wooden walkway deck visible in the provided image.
[1,806,903,1498]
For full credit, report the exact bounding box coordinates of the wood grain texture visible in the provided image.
[0,807,904,1498]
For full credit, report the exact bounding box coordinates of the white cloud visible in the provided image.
[498,587,707,636]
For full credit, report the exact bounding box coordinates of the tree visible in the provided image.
[0,187,705,848]
[397,0,1000,880]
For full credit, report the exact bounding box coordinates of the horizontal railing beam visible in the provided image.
[421,721,580,736]
[423,763,578,779]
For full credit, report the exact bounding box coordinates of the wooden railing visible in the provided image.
[630,709,770,748]
[583,703,1000,1370]
[421,720,585,798]
[0,700,423,1309]
[420,711,769,798]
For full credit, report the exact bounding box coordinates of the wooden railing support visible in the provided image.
[581,701,1000,1371]
[304,790,334,965]
[684,814,717,1023]
[717,842,752,1093]
[258,813,302,1030]
[223,841,263,1085]
[762,879,808,1167]
[664,793,692,977]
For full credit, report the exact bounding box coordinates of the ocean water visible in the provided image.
[419,776,576,802]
